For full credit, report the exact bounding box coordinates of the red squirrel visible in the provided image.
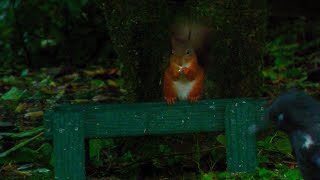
[163,21,207,104]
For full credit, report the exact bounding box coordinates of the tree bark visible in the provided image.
[98,0,267,101]
[192,0,267,98]
[99,0,172,102]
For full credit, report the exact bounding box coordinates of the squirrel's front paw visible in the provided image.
[182,67,189,75]
[188,95,200,103]
[165,96,177,105]
[182,67,194,80]
[172,70,180,81]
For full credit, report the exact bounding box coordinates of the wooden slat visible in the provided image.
[44,98,265,139]
[44,98,266,178]
[225,102,258,173]
[53,112,85,179]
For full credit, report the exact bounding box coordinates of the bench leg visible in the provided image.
[225,102,257,173]
[53,113,86,179]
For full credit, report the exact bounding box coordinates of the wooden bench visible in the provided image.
[44,98,265,179]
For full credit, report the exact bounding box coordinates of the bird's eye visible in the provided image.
[186,49,192,55]
[277,113,284,121]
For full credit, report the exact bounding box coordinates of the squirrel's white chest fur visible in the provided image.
[173,80,195,100]
[173,62,194,100]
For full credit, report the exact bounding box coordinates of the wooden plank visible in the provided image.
[225,102,258,173]
[44,98,266,178]
[44,98,265,139]
[53,112,86,179]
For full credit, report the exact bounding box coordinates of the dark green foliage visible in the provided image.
[263,17,320,96]
[1,0,319,179]
[0,0,113,68]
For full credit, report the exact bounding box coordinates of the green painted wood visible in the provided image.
[44,99,265,139]
[225,102,258,173]
[43,98,266,179]
[53,112,85,179]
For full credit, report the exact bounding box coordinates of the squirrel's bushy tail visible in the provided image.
[170,18,212,66]
[171,19,211,51]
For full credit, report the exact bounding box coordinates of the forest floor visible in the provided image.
[1,21,320,179]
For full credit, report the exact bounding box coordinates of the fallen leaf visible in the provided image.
[0,122,14,127]
[83,67,106,76]
[0,127,44,138]
[15,103,28,113]
[107,68,118,75]
[20,69,29,77]
[71,99,90,104]
[1,87,27,101]
[92,95,109,102]
[2,75,23,86]
[91,79,105,88]
[24,111,44,119]
[39,78,56,88]
[92,95,121,102]
[63,73,79,81]
[107,79,118,87]
[0,132,43,158]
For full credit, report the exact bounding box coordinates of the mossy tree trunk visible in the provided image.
[98,0,266,102]
[193,0,267,98]
[98,0,172,102]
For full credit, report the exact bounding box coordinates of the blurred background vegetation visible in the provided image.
[0,0,320,179]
